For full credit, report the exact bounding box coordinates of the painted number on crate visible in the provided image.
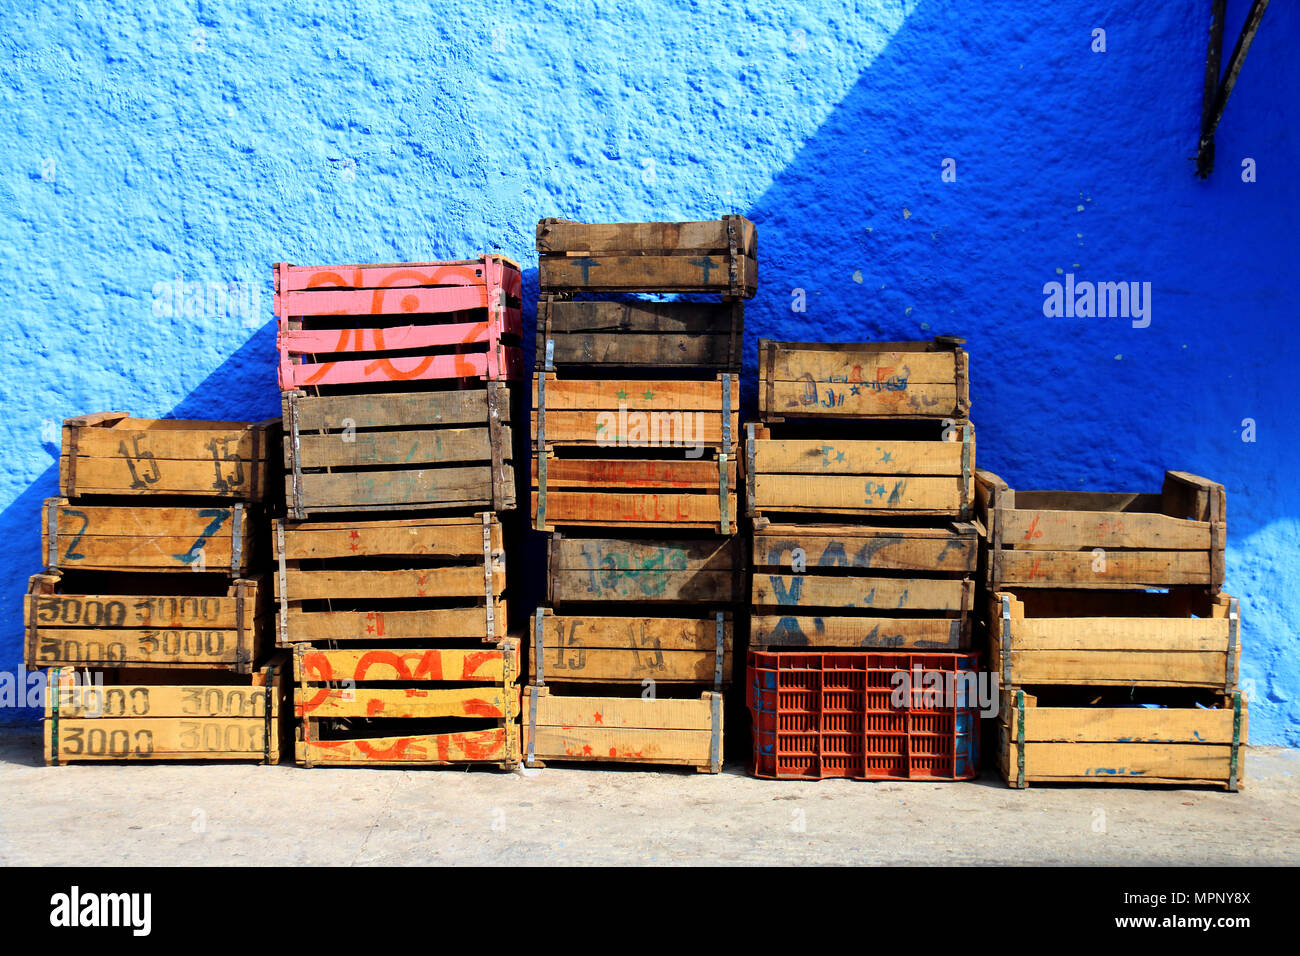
[139,630,228,657]
[173,509,232,566]
[206,436,247,493]
[60,727,155,757]
[58,508,89,562]
[582,546,689,597]
[117,435,160,489]
[37,636,127,664]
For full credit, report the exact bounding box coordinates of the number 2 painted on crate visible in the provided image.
[60,508,89,562]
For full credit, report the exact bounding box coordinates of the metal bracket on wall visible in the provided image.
[1196,0,1270,178]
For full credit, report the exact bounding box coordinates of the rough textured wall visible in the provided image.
[2,1,1296,741]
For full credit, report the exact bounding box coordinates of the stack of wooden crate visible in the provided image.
[28,413,288,764]
[744,339,982,780]
[273,257,523,769]
[977,469,1245,790]
[522,217,756,773]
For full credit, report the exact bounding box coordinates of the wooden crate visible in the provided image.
[746,420,974,520]
[59,413,279,501]
[25,571,269,674]
[294,640,519,767]
[283,383,515,518]
[275,256,523,389]
[547,534,745,607]
[529,607,733,686]
[991,589,1239,691]
[532,374,739,532]
[536,216,756,296]
[751,523,978,650]
[42,498,257,574]
[999,688,1246,790]
[43,661,288,765]
[537,295,742,371]
[273,513,506,646]
[976,469,1226,590]
[757,338,969,421]
[522,686,722,772]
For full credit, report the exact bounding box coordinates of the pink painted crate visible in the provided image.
[274,256,524,390]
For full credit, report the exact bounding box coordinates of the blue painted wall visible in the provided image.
[2,1,1296,741]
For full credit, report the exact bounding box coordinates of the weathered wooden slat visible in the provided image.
[996,550,1212,587]
[282,567,503,602]
[532,457,733,489]
[280,285,488,317]
[530,491,733,529]
[1000,651,1229,687]
[754,475,964,512]
[536,218,756,255]
[46,718,274,761]
[750,616,966,649]
[281,607,504,642]
[1001,509,1211,551]
[289,466,500,511]
[766,348,956,384]
[534,411,734,446]
[292,426,507,469]
[297,728,512,765]
[48,682,276,719]
[752,524,977,573]
[295,646,507,683]
[276,516,498,560]
[532,377,737,410]
[752,576,968,611]
[299,686,510,720]
[549,536,742,604]
[753,438,963,475]
[290,390,502,431]
[276,257,521,294]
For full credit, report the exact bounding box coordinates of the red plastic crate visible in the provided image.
[274,256,524,390]
[748,650,981,781]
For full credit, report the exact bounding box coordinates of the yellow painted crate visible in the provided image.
[293,640,519,768]
[43,661,288,765]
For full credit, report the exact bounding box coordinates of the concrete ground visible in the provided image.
[1,725,1296,866]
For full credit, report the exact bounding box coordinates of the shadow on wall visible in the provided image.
[0,322,282,718]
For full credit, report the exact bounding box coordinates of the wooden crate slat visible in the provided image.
[275,258,522,294]
[750,616,966,650]
[289,466,501,512]
[292,426,509,469]
[291,390,502,431]
[752,576,969,611]
[295,646,508,682]
[281,567,504,603]
[280,285,488,316]
[300,686,512,720]
[282,608,504,642]
[752,523,977,573]
[284,350,520,389]
[296,728,512,765]
[276,514,498,559]
[548,536,743,605]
